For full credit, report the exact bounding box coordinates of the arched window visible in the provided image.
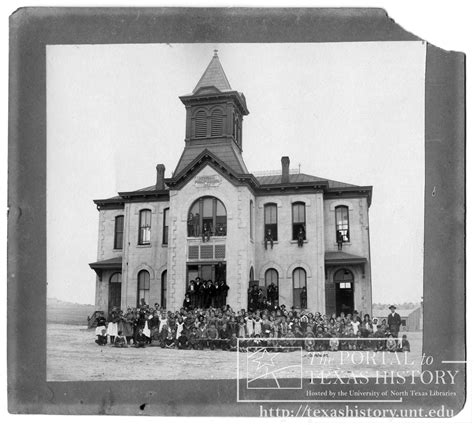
[292,267,307,309]
[161,270,167,309]
[194,110,207,138]
[265,268,279,288]
[210,108,224,136]
[109,272,122,311]
[188,196,227,237]
[137,270,150,307]
[249,267,255,281]
[264,203,278,241]
[138,209,151,245]
[249,200,254,239]
[114,215,124,249]
[335,205,350,243]
[162,208,169,245]
[292,202,306,240]
[265,268,279,304]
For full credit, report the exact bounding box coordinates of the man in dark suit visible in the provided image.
[387,305,402,338]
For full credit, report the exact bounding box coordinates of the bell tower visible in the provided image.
[179,50,249,152]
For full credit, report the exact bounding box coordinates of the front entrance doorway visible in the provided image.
[334,268,354,315]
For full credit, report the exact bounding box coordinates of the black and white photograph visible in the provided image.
[46,42,425,383]
[7,5,466,418]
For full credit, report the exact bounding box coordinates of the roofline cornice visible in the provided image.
[179,91,249,115]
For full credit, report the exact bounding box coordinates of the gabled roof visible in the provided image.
[167,148,259,190]
[193,51,232,94]
[174,142,249,177]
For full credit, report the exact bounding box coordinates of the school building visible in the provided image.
[89,51,373,315]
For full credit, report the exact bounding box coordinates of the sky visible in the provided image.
[46,42,426,305]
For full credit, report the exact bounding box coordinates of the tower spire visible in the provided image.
[193,51,232,94]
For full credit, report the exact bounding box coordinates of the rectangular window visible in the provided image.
[264,204,278,241]
[114,215,124,249]
[292,268,307,309]
[162,208,169,245]
[292,202,306,240]
[138,209,151,245]
[137,270,150,306]
[335,206,350,243]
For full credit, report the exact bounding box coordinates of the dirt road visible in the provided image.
[47,324,422,382]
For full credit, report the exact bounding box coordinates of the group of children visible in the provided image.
[94,305,410,353]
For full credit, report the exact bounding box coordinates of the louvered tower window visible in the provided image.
[210,108,224,136]
[194,110,207,138]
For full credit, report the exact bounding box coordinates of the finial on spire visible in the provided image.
[213,49,219,57]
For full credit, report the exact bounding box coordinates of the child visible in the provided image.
[177,332,189,350]
[205,324,219,350]
[107,309,119,345]
[187,328,199,350]
[293,325,304,347]
[238,317,246,338]
[253,315,262,337]
[347,328,356,351]
[114,331,128,348]
[164,326,176,348]
[329,329,339,351]
[374,325,386,351]
[229,333,238,351]
[95,328,107,346]
[95,312,107,344]
[386,333,398,352]
[286,329,296,352]
[315,326,326,351]
[196,322,207,350]
[135,329,147,348]
[245,314,255,338]
[218,322,229,350]
[304,330,316,352]
[399,334,411,352]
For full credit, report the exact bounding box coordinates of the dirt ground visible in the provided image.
[47,324,423,381]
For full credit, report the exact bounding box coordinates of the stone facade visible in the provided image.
[90,52,373,316]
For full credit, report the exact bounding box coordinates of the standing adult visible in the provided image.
[195,277,202,308]
[387,305,402,338]
[193,213,201,237]
[188,280,196,308]
[300,286,307,309]
[219,280,230,307]
[187,212,194,236]
[267,282,278,306]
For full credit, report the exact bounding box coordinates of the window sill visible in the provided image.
[112,248,123,252]
[290,240,308,245]
[334,242,352,248]
[262,241,279,245]
[136,244,152,248]
[187,236,227,241]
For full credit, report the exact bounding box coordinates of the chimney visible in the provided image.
[156,164,166,190]
[281,156,290,183]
